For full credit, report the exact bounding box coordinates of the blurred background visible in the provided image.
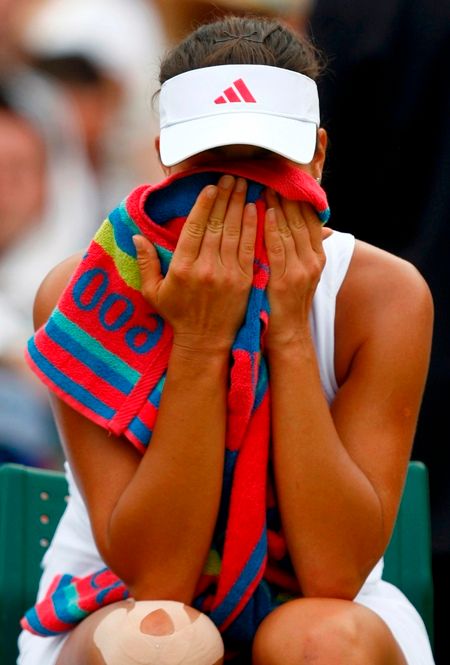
[0,0,448,661]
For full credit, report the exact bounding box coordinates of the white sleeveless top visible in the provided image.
[311,229,353,402]
[18,230,434,665]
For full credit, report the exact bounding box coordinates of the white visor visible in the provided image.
[159,64,320,166]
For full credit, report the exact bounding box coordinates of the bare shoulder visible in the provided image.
[335,240,434,384]
[344,240,433,313]
[33,251,84,330]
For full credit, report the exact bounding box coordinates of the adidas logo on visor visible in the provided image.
[158,65,320,167]
[214,78,257,104]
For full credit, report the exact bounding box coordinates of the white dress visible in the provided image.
[17,231,435,665]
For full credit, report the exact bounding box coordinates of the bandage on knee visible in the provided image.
[94,600,224,665]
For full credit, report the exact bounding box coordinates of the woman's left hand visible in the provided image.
[263,188,327,350]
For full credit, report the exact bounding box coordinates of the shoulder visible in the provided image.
[33,251,84,330]
[335,239,434,384]
[344,239,433,313]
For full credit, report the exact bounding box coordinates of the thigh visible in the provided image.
[252,597,408,665]
[55,600,131,665]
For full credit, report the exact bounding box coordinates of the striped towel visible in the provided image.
[22,160,329,645]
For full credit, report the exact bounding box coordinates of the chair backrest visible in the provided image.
[0,463,68,664]
[383,460,434,645]
[0,460,434,661]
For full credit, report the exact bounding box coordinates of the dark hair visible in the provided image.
[0,85,13,112]
[159,15,324,86]
[32,54,104,87]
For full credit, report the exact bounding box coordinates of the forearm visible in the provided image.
[268,339,384,599]
[101,175,256,599]
[106,345,228,601]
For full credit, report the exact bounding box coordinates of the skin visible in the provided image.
[35,130,433,664]
[62,78,122,172]
[0,110,46,254]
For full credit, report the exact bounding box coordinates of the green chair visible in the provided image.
[0,461,434,663]
[382,460,434,644]
[0,463,68,665]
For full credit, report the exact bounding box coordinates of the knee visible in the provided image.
[94,600,224,665]
[252,599,368,665]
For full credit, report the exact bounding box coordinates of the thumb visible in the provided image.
[133,235,163,303]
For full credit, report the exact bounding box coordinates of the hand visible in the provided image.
[133,176,257,354]
[263,188,326,350]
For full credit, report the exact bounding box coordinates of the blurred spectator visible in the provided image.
[0,79,100,352]
[0,92,46,264]
[31,54,123,178]
[0,0,102,468]
[153,0,310,43]
[0,91,60,468]
[308,0,450,661]
[21,0,168,207]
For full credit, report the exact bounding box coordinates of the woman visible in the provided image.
[18,15,434,665]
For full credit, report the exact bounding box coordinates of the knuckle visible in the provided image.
[306,260,323,282]
[270,242,284,256]
[186,222,205,238]
[240,241,255,255]
[136,256,150,271]
[197,266,216,284]
[171,264,187,281]
[291,267,307,284]
[222,273,236,290]
[311,266,322,282]
[224,225,241,239]
[290,217,306,230]
[207,216,224,232]
[279,224,292,237]
[141,285,153,303]
[313,253,326,271]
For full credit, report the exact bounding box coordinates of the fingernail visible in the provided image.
[206,185,218,198]
[267,208,277,225]
[235,177,247,193]
[246,202,256,214]
[132,235,144,251]
[219,175,234,190]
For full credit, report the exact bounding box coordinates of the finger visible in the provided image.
[299,201,325,254]
[172,185,218,266]
[265,189,289,235]
[238,202,257,275]
[266,189,297,266]
[264,207,286,279]
[280,197,311,257]
[133,235,163,303]
[220,177,247,267]
[199,175,235,256]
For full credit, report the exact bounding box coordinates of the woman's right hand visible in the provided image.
[133,175,257,353]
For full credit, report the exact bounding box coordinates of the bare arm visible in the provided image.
[264,194,433,599]
[34,176,257,602]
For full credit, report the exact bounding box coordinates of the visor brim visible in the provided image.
[160,112,317,167]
